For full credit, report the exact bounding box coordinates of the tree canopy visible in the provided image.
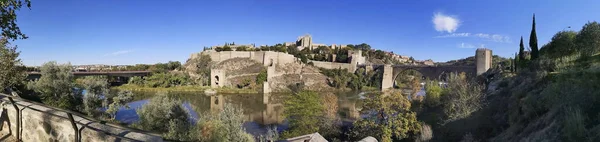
[1,0,31,40]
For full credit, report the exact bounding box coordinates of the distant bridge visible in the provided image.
[27,71,152,85]
[360,48,493,91]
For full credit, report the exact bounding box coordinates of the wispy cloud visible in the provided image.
[458,43,486,49]
[436,32,511,43]
[104,50,133,56]
[432,12,460,33]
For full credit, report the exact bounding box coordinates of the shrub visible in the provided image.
[105,90,133,119]
[424,80,443,107]
[282,91,324,138]
[256,69,267,85]
[77,76,109,116]
[27,61,82,110]
[352,91,421,141]
[134,94,192,141]
[128,76,145,86]
[196,103,254,142]
[440,73,484,123]
[562,107,586,142]
[0,38,26,92]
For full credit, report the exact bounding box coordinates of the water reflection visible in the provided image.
[111,91,362,136]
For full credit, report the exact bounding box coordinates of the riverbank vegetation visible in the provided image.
[408,20,600,142]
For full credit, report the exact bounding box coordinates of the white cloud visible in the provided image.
[459,43,486,49]
[434,32,470,38]
[432,12,461,33]
[436,33,511,43]
[105,50,133,56]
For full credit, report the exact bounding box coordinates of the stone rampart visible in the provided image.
[309,60,352,71]
[0,96,163,142]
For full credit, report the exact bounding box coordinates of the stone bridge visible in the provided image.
[365,48,493,91]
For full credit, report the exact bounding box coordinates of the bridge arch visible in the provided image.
[392,68,425,88]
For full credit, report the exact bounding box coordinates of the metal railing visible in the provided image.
[0,93,161,142]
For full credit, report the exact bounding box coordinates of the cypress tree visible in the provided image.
[519,36,525,59]
[530,14,539,59]
[514,52,519,72]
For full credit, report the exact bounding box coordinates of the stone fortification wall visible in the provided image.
[0,97,163,142]
[309,60,352,70]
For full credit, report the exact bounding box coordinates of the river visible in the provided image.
[107,91,366,137]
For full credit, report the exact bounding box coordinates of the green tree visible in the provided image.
[440,73,483,123]
[104,90,133,119]
[540,31,577,58]
[128,76,145,86]
[134,94,193,141]
[282,91,325,138]
[196,103,255,142]
[352,91,421,141]
[0,0,31,40]
[575,21,600,56]
[281,91,340,140]
[222,46,232,51]
[76,76,109,116]
[519,36,525,61]
[530,14,539,60]
[166,61,181,70]
[27,61,82,110]
[0,38,25,92]
[424,80,443,107]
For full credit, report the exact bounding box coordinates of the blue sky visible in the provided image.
[13,0,600,66]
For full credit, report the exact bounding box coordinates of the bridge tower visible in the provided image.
[475,48,492,75]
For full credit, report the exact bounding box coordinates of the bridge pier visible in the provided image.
[381,65,393,91]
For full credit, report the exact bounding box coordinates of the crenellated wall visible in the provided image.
[0,96,163,142]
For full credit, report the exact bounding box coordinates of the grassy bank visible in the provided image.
[112,84,259,94]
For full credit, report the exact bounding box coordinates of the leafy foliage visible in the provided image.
[0,38,25,92]
[134,94,193,141]
[351,91,421,142]
[282,91,324,138]
[440,73,484,123]
[0,0,30,40]
[76,76,109,116]
[104,90,133,119]
[256,69,267,85]
[141,72,192,88]
[530,14,539,60]
[575,21,600,56]
[196,103,255,142]
[424,80,443,107]
[27,61,82,110]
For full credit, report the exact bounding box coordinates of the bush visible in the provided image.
[27,61,82,110]
[575,22,600,56]
[144,72,191,88]
[105,90,133,119]
[77,76,109,116]
[352,91,421,141]
[196,103,254,142]
[134,94,192,141]
[424,80,443,107]
[256,69,267,85]
[562,107,586,142]
[128,76,145,86]
[440,73,484,123]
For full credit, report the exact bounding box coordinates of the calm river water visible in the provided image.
[109,91,365,136]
